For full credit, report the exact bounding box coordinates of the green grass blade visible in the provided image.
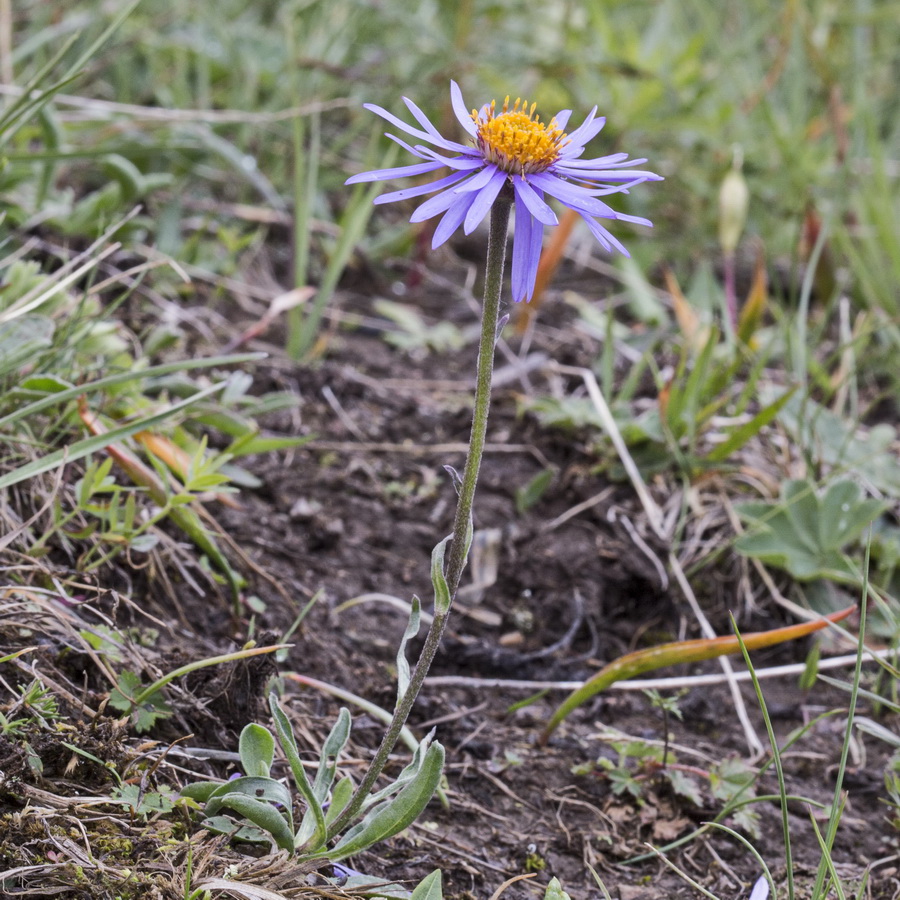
[0,381,225,491]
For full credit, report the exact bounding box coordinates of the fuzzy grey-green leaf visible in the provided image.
[326,741,444,861]
[239,723,275,777]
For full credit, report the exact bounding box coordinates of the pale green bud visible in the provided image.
[718,152,749,255]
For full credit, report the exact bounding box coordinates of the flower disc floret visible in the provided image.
[475,97,568,175]
[346,81,662,302]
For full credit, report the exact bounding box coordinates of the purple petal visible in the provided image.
[510,202,543,302]
[513,177,557,226]
[410,180,475,222]
[362,102,436,144]
[454,163,500,194]
[552,110,572,131]
[560,169,663,184]
[557,150,630,166]
[402,96,471,153]
[384,133,433,160]
[412,145,485,170]
[463,169,507,235]
[524,210,544,299]
[432,192,478,247]
[450,81,477,137]
[345,160,444,185]
[363,102,464,155]
[374,170,472,205]
[615,212,654,227]
[551,175,653,196]
[558,155,648,168]
[564,109,605,149]
[529,172,617,217]
[510,206,532,302]
[579,211,630,256]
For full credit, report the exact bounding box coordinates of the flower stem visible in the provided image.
[325,191,512,841]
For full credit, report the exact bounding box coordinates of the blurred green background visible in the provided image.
[5,0,897,304]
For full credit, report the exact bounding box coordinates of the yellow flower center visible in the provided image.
[474,96,568,175]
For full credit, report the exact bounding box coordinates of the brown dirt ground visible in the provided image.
[1,256,898,900]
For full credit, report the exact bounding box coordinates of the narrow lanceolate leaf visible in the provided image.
[295,708,352,847]
[204,793,295,852]
[314,708,351,799]
[430,534,452,614]
[706,386,796,463]
[324,776,354,827]
[239,723,276,778]
[397,595,422,701]
[269,694,327,852]
[0,382,223,490]
[539,606,855,744]
[325,742,445,861]
[364,730,436,809]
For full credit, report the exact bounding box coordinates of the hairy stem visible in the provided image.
[326,192,512,841]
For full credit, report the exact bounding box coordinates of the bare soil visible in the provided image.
[1,258,898,900]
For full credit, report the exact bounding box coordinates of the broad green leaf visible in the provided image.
[337,874,410,897]
[239,723,275,777]
[0,315,54,377]
[205,794,294,852]
[204,777,293,817]
[782,480,822,555]
[180,781,221,803]
[200,814,272,845]
[734,477,886,582]
[666,769,703,805]
[544,877,572,900]
[819,481,887,549]
[411,869,443,900]
[771,390,900,495]
[18,374,74,393]
[326,741,444,861]
[107,670,171,732]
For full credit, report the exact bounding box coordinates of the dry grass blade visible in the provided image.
[487,872,537,900]
[195,879,294,900]
[551,362,668,540]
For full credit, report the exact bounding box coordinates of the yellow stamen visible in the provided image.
[472,95,568,176]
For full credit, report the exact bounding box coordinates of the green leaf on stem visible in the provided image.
[397,595,421,701]
[325,741,445,861]
[430,535,452,614]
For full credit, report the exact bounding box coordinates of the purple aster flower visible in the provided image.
[346,81,662,302]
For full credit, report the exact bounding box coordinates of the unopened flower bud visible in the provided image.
[718,152,749,255]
